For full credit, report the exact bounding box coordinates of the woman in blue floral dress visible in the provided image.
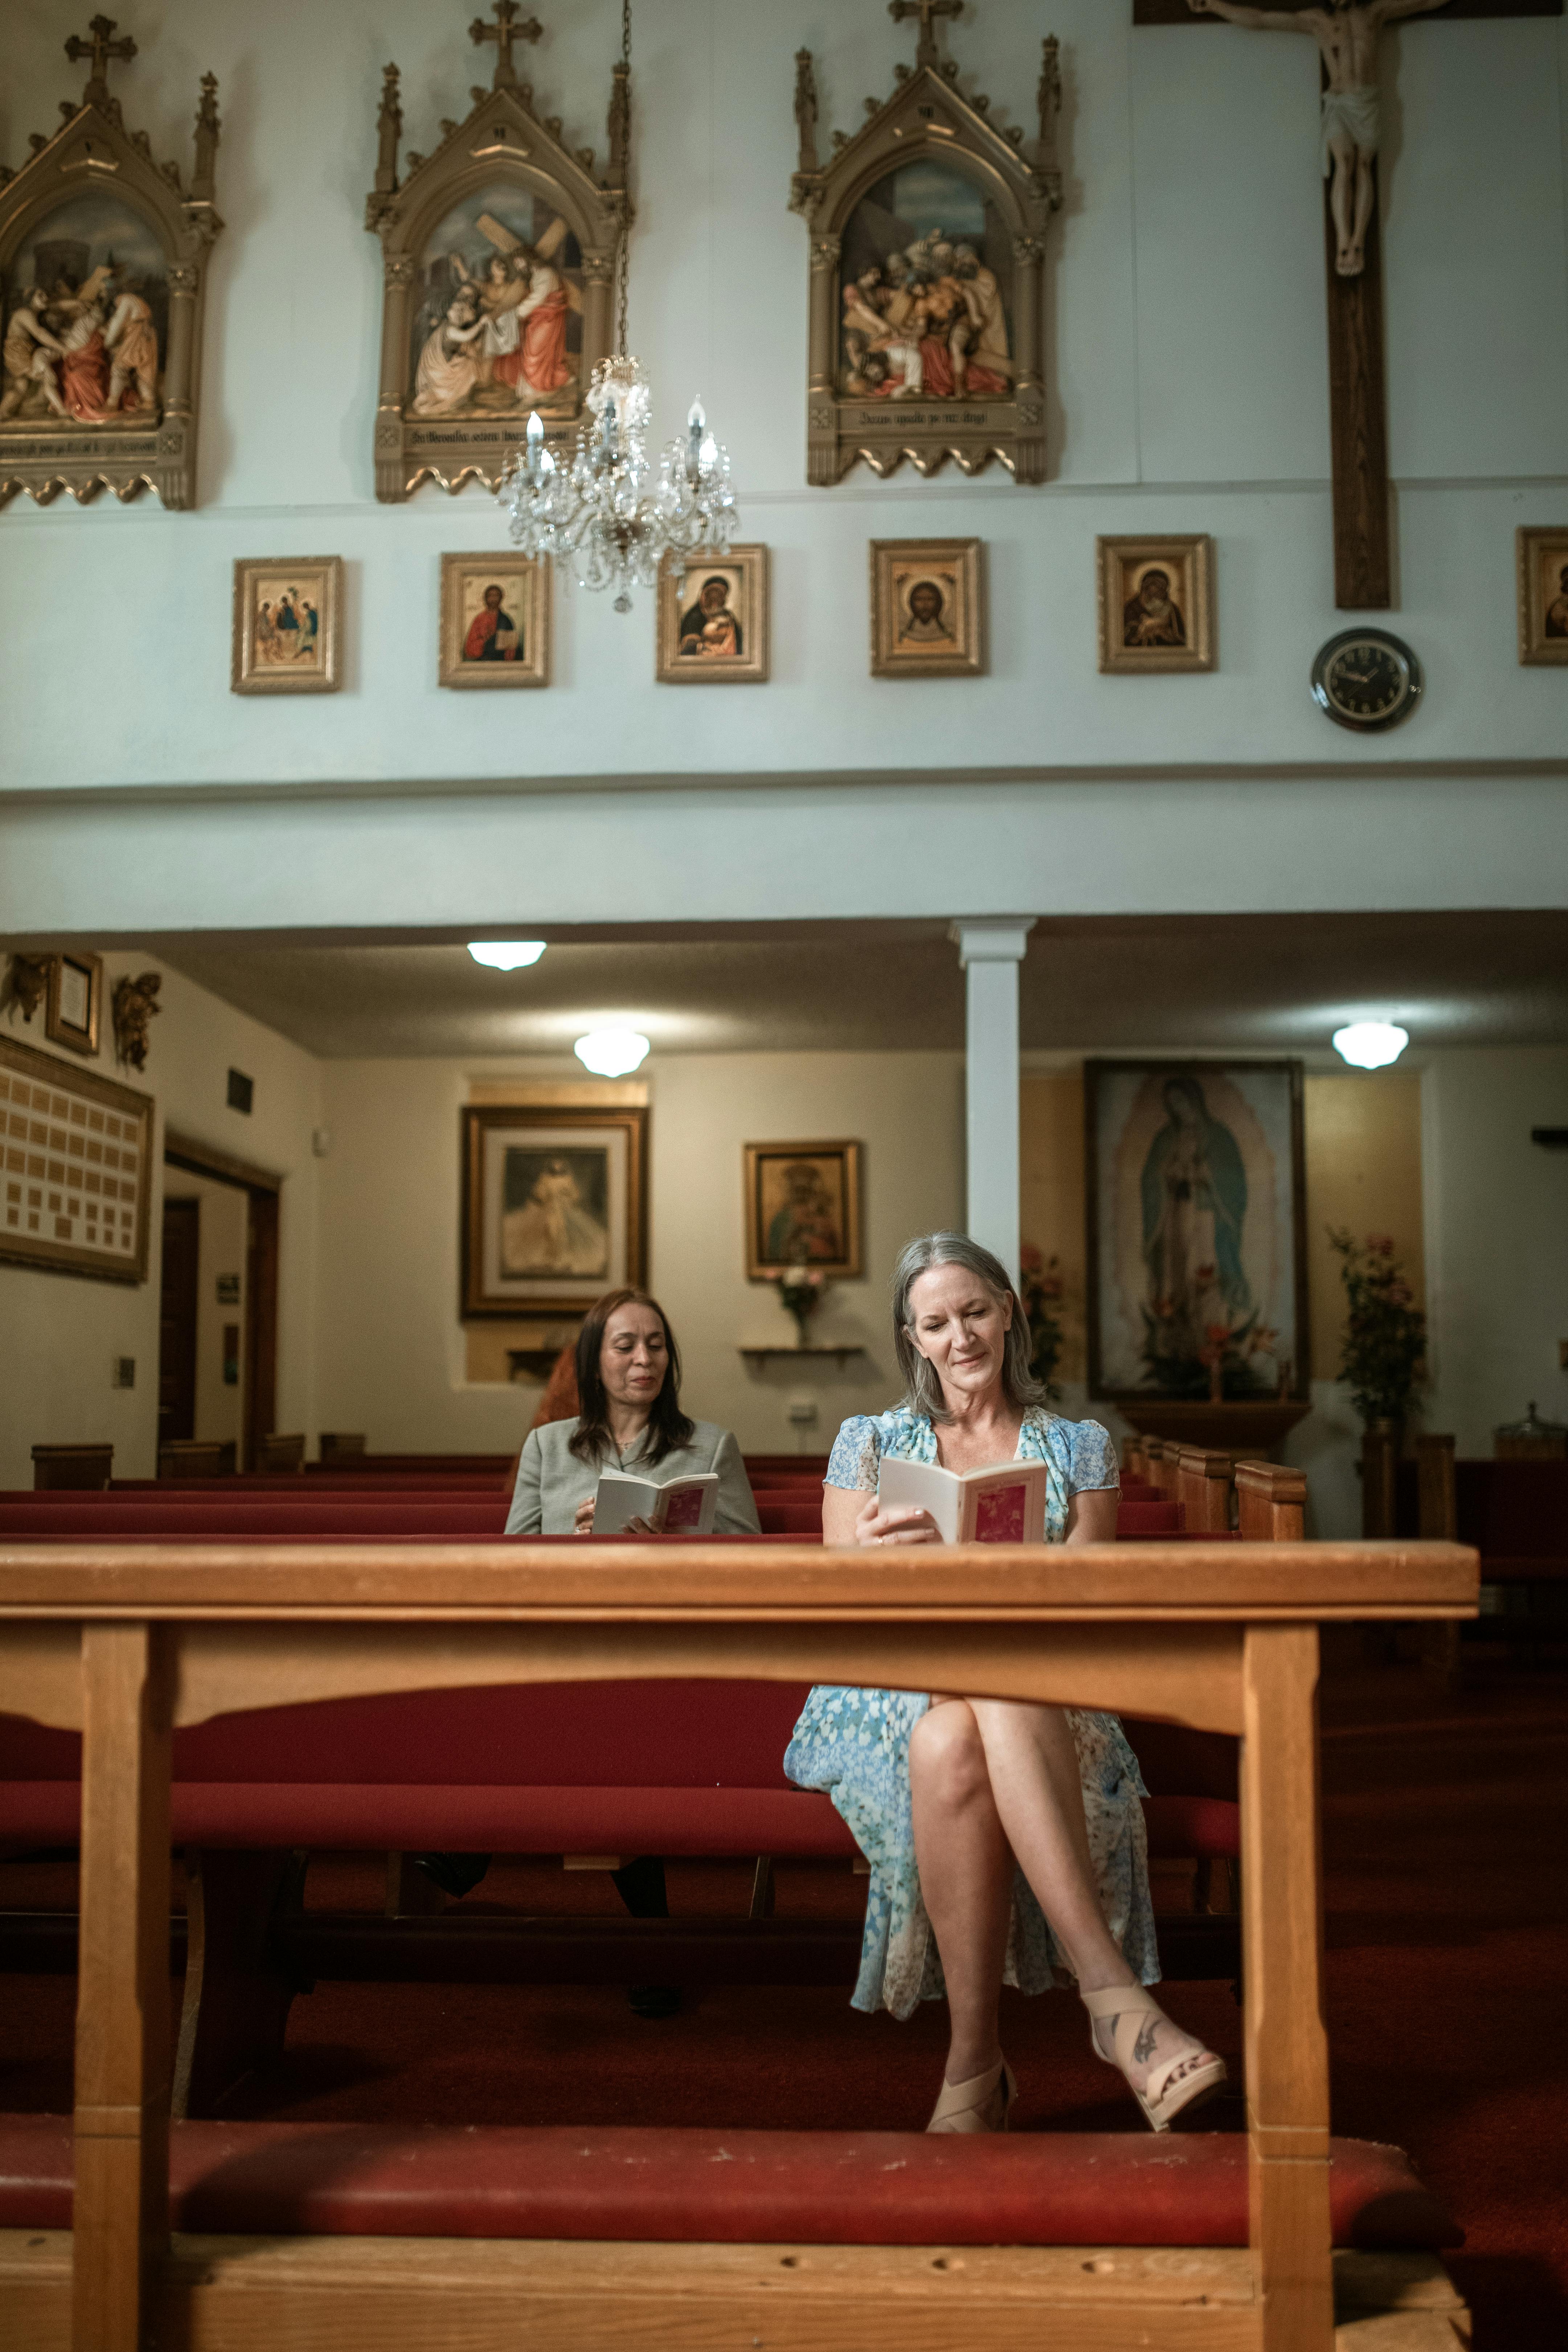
[785,1232,1226,2137]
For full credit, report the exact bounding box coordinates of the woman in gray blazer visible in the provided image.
[506,1287,759,1537]
[494,1287,758,2015]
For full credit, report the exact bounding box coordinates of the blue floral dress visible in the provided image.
[783,1405,1159,2020]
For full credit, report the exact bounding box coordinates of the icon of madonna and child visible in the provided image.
[1100,1068,1299,1402]
[410,190,584,421]
[837,159,1014,402]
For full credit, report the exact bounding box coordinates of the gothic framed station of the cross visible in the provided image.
[364,1,629,503]
[789,1,1065,485]
[0,14,222,511]
[1141,0,1564,609]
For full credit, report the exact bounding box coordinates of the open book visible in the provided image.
[593,1468,719,1535]
[877,1456,1047,1545]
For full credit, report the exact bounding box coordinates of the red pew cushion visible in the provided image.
[0,1781,860,1856]
[0,2115,1460,2249]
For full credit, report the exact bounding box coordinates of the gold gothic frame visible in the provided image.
[366,2,630,503]
[788,5,1063,485]
[0,23,221,511]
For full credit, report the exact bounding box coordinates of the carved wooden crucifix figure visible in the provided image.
[469,0,543,92]
[1187,0,1450,608]
[1188,0,1446,276]
[65,13,138,109]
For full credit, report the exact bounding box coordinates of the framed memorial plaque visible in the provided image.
[0,1033,152,1284]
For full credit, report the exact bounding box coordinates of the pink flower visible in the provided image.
[1367,1234,1396,1257]
[1020,1242,1043,1274]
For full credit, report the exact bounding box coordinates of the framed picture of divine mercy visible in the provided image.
[1084,1061,1309,1406]
[461,1105,647,1320]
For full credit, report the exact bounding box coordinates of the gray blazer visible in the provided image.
[506,1415,760,1537]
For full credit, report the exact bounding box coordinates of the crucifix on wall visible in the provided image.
[1154,0,1563,609]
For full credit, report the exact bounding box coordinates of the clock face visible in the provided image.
[1311,630,1422,732]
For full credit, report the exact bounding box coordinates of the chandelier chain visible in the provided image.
[616,0,632,353]
[496,0,738,614]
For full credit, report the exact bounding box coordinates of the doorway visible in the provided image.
[162,1130,282,1472]
[157,1196,200,1448]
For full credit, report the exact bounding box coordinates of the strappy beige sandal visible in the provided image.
[926,2056,1016,2134]
[1081,1986,1227,2134]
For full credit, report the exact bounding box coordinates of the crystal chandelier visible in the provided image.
[498,3,737,612]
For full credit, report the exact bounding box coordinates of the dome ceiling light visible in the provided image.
[1332,1021,1409,1070]
[574,1028,650,1077]
[468,942,546,970]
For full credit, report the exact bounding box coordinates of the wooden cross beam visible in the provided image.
[1147,0,1562,606]
[65,13,137,108]
[889,0,964,69]
[470,0,543,91]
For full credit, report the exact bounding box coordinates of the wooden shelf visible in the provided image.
[738,1346,868,1369]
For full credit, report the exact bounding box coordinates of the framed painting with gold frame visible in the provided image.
[45,952,102,1058]
[231,558,343,694]
[461,1103,647,1320]
[656,547,768,684]
[744,1140,863,1282]
[0,32,221,512]
[788,18,1063,485]
[439,552,550,687]
[0,1032,152,1284]
[1516,527,1568,666]
[1084,1059,1309,1408]
[870,539,983,679]
[1097,536,1215,676]
[364,10,629,503]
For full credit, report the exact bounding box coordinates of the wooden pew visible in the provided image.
[31,1444,113,1492]
[1234,1463,1306,1543]
[257,1434,306,1475]
[1178,1449,1235,1535]
[0,1530,1475,2352]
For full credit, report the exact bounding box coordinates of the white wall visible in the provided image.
[312,1050,963,1455]
[0,950,324,1484]
[0,0,1565,884]
[162,1169,248,1449]
[1422,1046,1568,1454]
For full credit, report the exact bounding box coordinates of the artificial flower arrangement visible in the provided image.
[1019,1242,1065,1402]
[1328,1229,1426,1425]
[764,1255,828,1345]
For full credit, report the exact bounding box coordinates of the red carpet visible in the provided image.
[1,1662,1563,2343]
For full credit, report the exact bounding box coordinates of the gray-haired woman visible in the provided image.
[784,1232,1225,2136]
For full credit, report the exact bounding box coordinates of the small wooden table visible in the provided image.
[0,1534,1477,2352]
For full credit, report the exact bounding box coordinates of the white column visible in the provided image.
[951,920,1033,1290]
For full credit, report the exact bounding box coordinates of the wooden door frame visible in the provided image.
[163,1131,282,1474]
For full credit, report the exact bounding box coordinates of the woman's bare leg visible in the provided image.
[966,1698,1221,2098]
[908,1700,1015,2085]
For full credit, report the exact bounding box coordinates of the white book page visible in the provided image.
[593,1469,720,1534]
[593,1470,662,1533]
[877,1457,961,1543]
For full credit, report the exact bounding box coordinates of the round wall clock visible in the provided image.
[1310,628,1423,732]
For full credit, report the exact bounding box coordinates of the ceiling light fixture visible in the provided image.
[574,1027,650,1077]
[497,0,737,611]
[467,942,546,971]
[1332,1021,1409,1070]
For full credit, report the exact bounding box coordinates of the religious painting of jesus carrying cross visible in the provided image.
[366,3,628,501]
